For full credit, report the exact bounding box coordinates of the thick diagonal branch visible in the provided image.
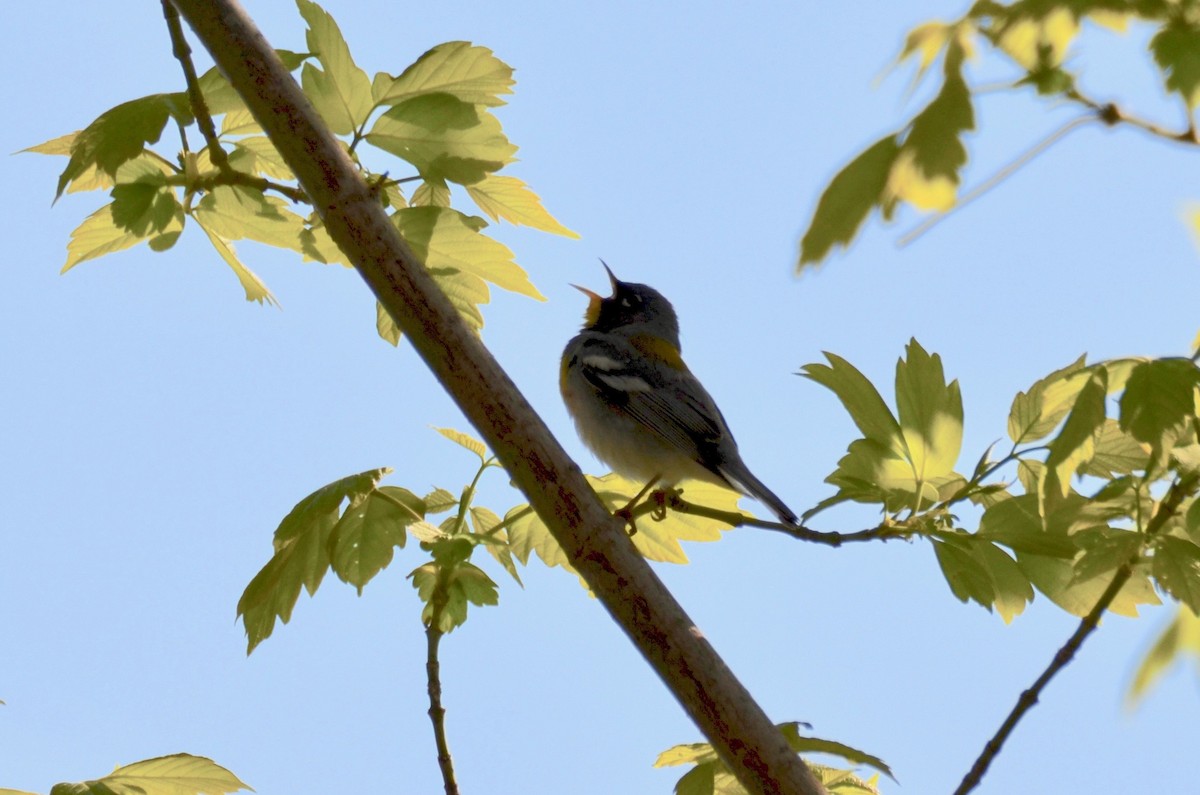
[168,3,824,794]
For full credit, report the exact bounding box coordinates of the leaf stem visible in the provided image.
[953,471,1200,795]
[162,0,231,174]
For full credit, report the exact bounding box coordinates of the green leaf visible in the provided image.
[1017,551,1160,618]
[1127,606,1200,705]
[373,41,514,107]
[329,486,424,594]
[1044,369,1108,497]
[296,0,373,135]
[470,505,523,586]
[411,178,452,207]
[894,338,963,481]
[801,353,905,458]
[63,197,185,274]
[1069,530,1142,586]
[798,134,900,267]
[1153,536,1200,613]
[978,493,1076,557]
[54,94,186,198]
[507,473,735,573]
[194,220,280,307]
[424,487,459,514]
[932,535,1033,622]
[1007,354,1089,443]
[237,468,390,653]
[886,44,974,211]
[779,723,894,781]
[1151,19,1200,109]
[47,753,250,795]
[434,426,489,461]
[409,557,499,632]
[368,93,517,185]
[394,206,545,330]
[1119,358,1200,467]
[1079,419,1150,477]
[298,216,349,266]
[465,174,579,237]
[192,185,307,252]
[230,136,295,180]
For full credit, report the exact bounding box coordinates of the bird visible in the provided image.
[560,263,798,525]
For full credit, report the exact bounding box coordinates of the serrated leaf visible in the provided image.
[895,338,963,480]
[978,493,1075,557]
[779,723,894,780]
[424,487,459,514]
[1079,419,1150,477]
[47,753,249,795]
[996,8,1078,70]
[1045,369,1108,497]
[368,93,517,185]
[898,21,954,81]
[296,0,373,135]
[1153,536,1200,613]
[237,468,389,653]
[1017,551,1160,618]
[1008,354,1090,444]
[195,220,279,307]
[1127,605,1200,705]
[1151,19,1200,109]
[465,175,579,237]
[329,486,424,594]
[410,558,499,631]
[434,426,489,461]
[1070,530,1143,586]
[1119,358,1200,467]
[886,45,974,211]
[54,94,187,198]
[411,178,451,207]
[374,41,514,107]
[395,205,544,299]
[798,134,900,268]
[801,353,905,457]
[230,136,295,180]
[507,473,734,573]
[192,185,307,252]
[299,216,349,266]
[470,506,522,585]
[63,197,185,274]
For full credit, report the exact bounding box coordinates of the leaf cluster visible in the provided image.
[803,341,1200,650]
[27,0,576,336]
[799,0,1200,267]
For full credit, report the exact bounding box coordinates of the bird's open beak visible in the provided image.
[571,283,604,326]
[599,259,619,292]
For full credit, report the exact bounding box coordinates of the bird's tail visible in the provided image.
[718,460,798,526]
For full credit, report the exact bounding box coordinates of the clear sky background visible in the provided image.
[2,2,1198,794]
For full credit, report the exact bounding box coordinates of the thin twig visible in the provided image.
[953,471,1200,795]
[162,0,231,173]
[666,493,906,545]
[426,591,459,795]
[163,170,308,202]
[898,113,1094,248]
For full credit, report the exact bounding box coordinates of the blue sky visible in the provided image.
[3,2,1198,794]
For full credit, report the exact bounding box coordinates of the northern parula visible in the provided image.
[560,264,798,525]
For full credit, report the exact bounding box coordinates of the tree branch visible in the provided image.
[426,594,459,795]
[168,3,826,793]
[953,471,1200,795]
[665,493,906,545]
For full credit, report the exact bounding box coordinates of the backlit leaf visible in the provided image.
[47,753,249,795]
[237,468,390,652]
[195,220,279,307]
[1008,354,1089,443]
[978,493,1076,557]
[329,486,424,594]
[894,338,963,480]
[1045,369,1107,497]
[1153,536,1200,614]
[886,45,974,211]
[465,175,579,237]
[411,178,452,207]
[368,93,517,185]
[296,0,373,134]
[798,134,900,268]
[231,136,295,180]
[374,41,514,107]
[434,426,489,461]
[54,94,186,198]
[63,196,185,274]
[192,185,306,252]
[1119,358,1200,467]
[1017,551,1159,618]
[1151,19,1200,109]
[1127,606,1200,705]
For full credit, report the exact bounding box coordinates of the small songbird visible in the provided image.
[560,263,798,525]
